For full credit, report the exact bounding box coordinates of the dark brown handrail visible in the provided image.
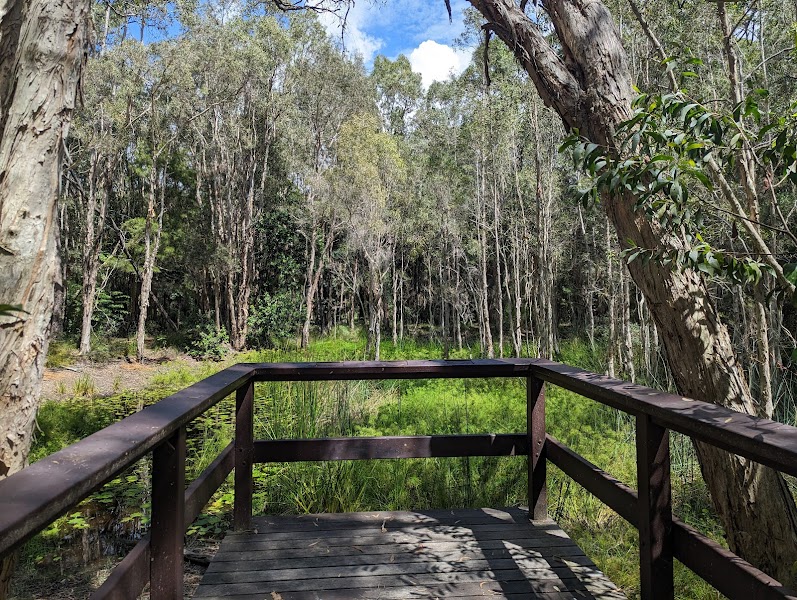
[0,363,252,556]
[249,359,533,380]
[545,435,789,598]
[0,358,795,600]
[531,359,797,477]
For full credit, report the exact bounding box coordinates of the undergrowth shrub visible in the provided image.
[247,291,302,348]
[188,323,230,361]
[71,374,97,398]
[45,338,77,368]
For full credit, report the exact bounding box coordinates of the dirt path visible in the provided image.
[41,355,194,400]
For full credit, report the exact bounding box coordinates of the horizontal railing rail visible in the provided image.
[253,434,529,462]
[0,359,794,599]
[545,434,788,598]
[531,359,797,477]
[0,364,252,557]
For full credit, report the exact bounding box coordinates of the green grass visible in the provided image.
[45,338,78,368]
[21,332,725,599]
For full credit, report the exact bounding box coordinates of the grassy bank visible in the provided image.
[15,332,723,599]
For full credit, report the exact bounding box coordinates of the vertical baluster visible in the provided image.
[150,426,186,599]
[637,413,674,599]
[234,380,255,531]
[528,375,547,521]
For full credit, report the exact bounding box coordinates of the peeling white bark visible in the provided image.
[0,0,90,595]
[0,0,90,478]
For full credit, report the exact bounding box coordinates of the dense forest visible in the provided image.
[57,0,796,406]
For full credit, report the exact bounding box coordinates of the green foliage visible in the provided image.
[27,379,232,569]
[93,290,130,337]
[31,396,140,462]
[761,102,797,185]
[623,233,768,285]
[555,338,608,373]
[45,339,78,368]
[254,188,305,294]
[186,493,232,537]
[188,323,230,361]
[79,335,136,364]
[71,374,97,398]
[561,86,797,286]
[371,54,422,135]
[247,291,302,348]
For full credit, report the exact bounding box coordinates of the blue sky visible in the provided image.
[141,1,475,87]
[320,0,474,87]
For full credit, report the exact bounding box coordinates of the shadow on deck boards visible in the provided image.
[193,506,625,599]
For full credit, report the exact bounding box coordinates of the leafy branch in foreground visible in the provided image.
[0,304,27,319]
[623,235,769,286]
[560,86,797,288]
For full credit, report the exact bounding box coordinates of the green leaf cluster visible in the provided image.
[561,85,797,286]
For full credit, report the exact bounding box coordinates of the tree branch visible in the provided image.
[706,156,795,293]
[744,46,797,82]
[467,0,584,132]
[626,0,678,92]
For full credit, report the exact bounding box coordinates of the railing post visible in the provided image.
[527,375,547,521]
[150,426,186,600]
[637,413,673,600]
[234,379,254,531]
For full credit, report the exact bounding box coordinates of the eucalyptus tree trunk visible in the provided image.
[229,167,258,350]
[523,242,537,353]
[511,236,523,356]
[301,226,318,348]
[511,148,527,356]
[367,263,383,361]
[477,159,494,358]
[639,291,652,375]
[392,245,399,345]
[0,0,90,595]
[533,131,554,358]
[468,0,797,584]
[455,258,462,350]
[426,256,434,333]
[530,102,556,358]
[715,1,774,417]
[753,285,774,417]
[301,220,334,349]
[478,211,494,358]
[621,271,635,382]
[78,152,110,355]
[350,260,358,330]
[605,219,617,378]
[51,204,68,339]
[476,86,495,358]
[136,166,166,362]
[584,212,596,351]
[492,183,504,357]
[439,254,449,357]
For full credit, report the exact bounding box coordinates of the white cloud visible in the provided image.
[408,40,470,88]
[319,3,383,64]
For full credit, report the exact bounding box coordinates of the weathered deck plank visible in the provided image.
[194,507,625,599]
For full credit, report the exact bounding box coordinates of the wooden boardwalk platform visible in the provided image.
[193,507,625,599]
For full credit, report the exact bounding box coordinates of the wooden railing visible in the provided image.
[0,360,795,599]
